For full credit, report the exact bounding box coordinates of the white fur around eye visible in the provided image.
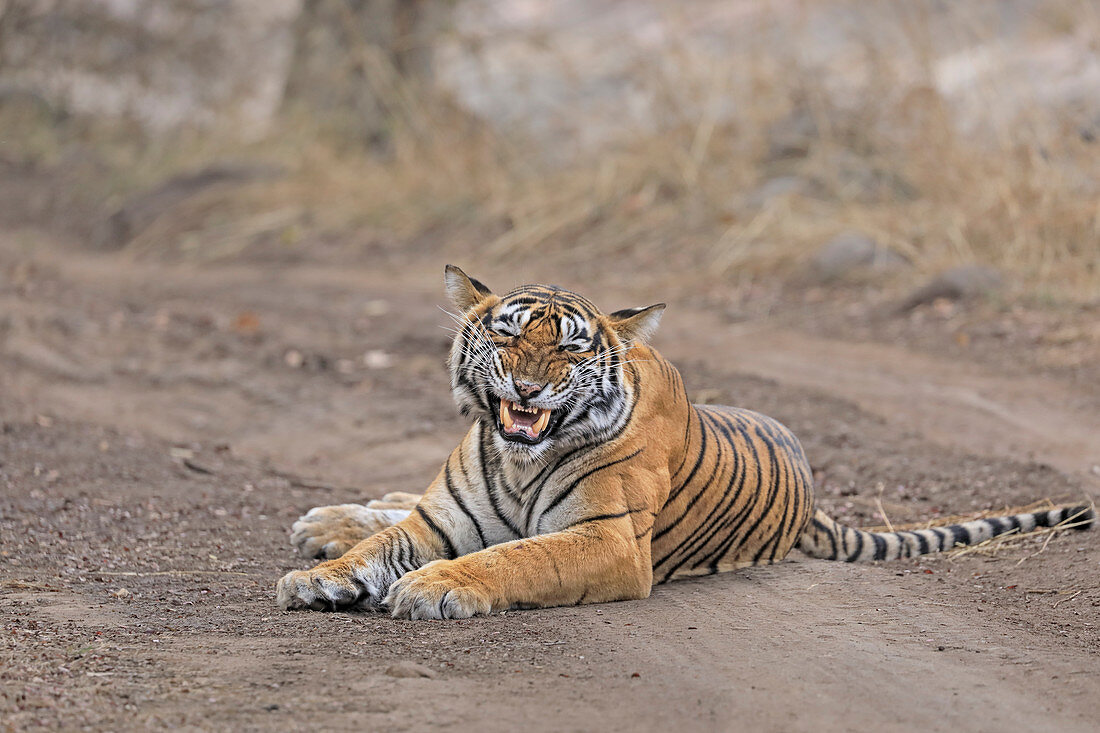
[560,315,591,351]
[491,321,520,337]
[493,305,532,337]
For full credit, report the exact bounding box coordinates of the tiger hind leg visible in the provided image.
[290,492,422,560]
[365,492,422,511]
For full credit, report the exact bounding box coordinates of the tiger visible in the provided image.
[275,265,1095,619]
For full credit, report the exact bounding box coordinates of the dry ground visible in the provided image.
[2,233,1099,731]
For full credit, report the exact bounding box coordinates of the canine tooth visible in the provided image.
[500,398,514,430]
[533,409,550,434]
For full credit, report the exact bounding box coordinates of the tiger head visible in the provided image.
[443,265,665,463]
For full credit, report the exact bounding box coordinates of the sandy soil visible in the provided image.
[2,234,1098,731]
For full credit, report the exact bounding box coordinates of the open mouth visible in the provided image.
[498,397,554,444]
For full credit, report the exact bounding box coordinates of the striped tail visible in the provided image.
[798,505,1095,562]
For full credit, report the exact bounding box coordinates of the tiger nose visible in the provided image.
[514,380,545,398]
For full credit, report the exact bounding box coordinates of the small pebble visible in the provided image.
[385,661,436,679]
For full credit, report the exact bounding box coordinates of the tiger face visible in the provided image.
[444,265,665,463]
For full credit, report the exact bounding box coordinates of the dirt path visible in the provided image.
[3,238,1098,730]
[683,324,1100,485]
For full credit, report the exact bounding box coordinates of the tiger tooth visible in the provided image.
[533,409,550,434]
[500,398,514,430]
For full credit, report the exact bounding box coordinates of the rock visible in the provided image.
[384,661,436,679]
[766,109,817,161]
[363,350,393,370]
[809,232,908,282]
[743,177,811,208]
[826,150,918,203]
[897,265,1002,312]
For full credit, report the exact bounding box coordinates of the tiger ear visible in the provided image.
[607,303,666,343]
[444,265,493,311]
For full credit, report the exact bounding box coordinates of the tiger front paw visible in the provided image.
[290,504,410,559]
[275,558,390,612]
[384,560,493,620]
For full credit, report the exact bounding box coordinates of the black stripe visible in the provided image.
[534,448,645,533]
[871,532,887,561]
[748,429,792,563]
[766,435,805,562]
[667,408,707,500]
[386,528,403,571]
[415,505,458,560]
[723,425,783,565]
[565,507,648,529]
[394,526,413,570]
[456,371,492,415]
[477,423,523,538]
[1070,506,1096,530]
[753,531,783,565]
[813,517,838,559]
[914,531,929,555]
[846,529,865,562]
[984,517,1004,538]
[445,460,487,549]
[949,524,970,547]
[667,377,694,482]
[521,444,589,501]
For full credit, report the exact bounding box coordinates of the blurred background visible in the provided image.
[1,0,1099,483]
[1,0,1098,296]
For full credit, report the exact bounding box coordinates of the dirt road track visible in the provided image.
[2,241,1098,730]
[687,324,1100,483]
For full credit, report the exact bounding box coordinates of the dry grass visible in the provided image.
[4,1,1099,298]
[865,498,1064,532]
